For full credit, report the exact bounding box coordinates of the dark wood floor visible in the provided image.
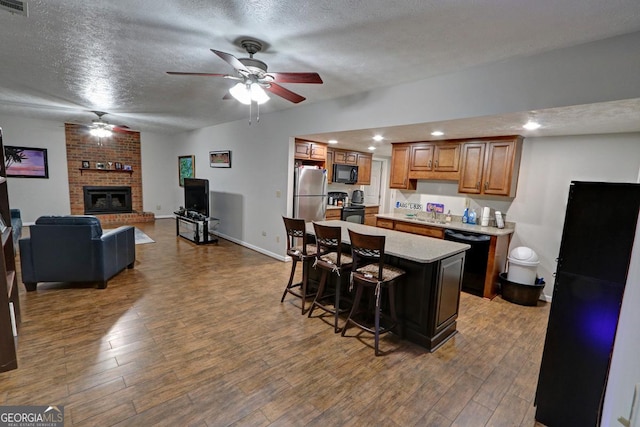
[1,219,550,426]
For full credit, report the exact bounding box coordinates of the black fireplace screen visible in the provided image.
[83,186,133,214]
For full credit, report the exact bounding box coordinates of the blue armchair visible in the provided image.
[19,215,136,291]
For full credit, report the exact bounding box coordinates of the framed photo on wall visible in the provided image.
[4,146,49,178]
[210,150,231,168]
[178,155,195,186]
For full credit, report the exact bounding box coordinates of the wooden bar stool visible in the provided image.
[307,222,353,333]
[281,216,317,314]
[341,229,406,356]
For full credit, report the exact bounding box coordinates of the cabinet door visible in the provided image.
[356,153,372,185]
[482,140,515,196]
[458,142,485,194]
[434,252,464,334]
[294,141,311,159]
[326,149,334,183]
[409,143,434,171]
[390,144,415,189]
[394,222,444,239]
[433,143,460,172]
[310,143,326,161]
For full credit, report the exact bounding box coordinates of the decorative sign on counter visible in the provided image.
[426,203,445,213]
[396,201,423,210]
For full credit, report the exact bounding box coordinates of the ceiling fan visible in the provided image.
[167,39,323,104]
[87,111,131,137]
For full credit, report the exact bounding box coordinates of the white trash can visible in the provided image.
[507,246,539,285]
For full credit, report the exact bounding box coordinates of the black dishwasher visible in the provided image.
[444,229,491,297]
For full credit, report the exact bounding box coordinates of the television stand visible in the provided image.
[175,215,219,245]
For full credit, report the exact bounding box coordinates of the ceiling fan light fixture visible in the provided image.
[229,82,270,105]
[90,127,112,138]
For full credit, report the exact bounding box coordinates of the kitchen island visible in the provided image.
[306,220,470,352]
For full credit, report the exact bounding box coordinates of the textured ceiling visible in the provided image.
[1,0,640,153]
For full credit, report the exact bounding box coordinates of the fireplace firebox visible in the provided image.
[83,186,133,214]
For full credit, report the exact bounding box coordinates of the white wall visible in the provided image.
[140,130,181,217]
[0,115,69,222]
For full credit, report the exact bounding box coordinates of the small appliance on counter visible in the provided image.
[351,189,364,205]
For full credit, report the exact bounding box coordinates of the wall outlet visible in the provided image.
[156,204,161,210]
[276,236,280,243]
[276,190,281,198]
[262,231,267,237]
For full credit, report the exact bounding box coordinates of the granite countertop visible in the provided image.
[376,212,515,237]
[306,220,470,263]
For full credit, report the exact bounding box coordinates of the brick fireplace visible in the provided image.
[65,124,154,224]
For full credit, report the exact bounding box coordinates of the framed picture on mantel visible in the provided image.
[4,146,49,178]
[178,155,195,186]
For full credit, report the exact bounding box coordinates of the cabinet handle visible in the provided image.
[428,160,432,168]
[476,181,480,189]
[484,182,488,190]
[435,160,438,168]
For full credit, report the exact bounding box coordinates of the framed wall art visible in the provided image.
[210,150,231,168]
[4,146,49,178]
[178,155,195,186]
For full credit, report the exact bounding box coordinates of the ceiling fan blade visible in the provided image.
[211,49,250,73]
[166,71,228,77]
[268,72,323,84]
[265,83,306,104]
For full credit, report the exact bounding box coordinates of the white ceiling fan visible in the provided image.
[87,111,132,137]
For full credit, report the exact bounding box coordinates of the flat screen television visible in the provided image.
[183,178,209,217]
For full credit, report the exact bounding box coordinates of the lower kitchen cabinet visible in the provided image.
[325,208,342,221]
[363,206,379,226]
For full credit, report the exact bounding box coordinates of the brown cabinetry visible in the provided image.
[0,128,20,372]
[295,140,327,163]
[326,148,372,185]
[325,208,342,221]
[408,142,460,181]
[364,206,379,226]
[389,144,416,190]
[394,221,444,239]
[334,150,358,165]
[458,136,522,197]
[376,217,445,239]
[356,153,372,185]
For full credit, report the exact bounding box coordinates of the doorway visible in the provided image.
[363,160,383,207]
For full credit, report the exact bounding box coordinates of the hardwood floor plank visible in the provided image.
[1,219,551,426]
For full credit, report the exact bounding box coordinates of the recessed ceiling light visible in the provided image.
[368,146,376,151]
[431,131,444,136]
[523,120,541,130]
[328,139,338,144]
[372,135,383,142]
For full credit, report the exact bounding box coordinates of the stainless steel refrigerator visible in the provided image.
[293,166,327,222]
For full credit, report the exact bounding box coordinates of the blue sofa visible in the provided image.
[19,215,135,291]
[10,208,21,248]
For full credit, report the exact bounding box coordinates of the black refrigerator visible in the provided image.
[535,181,640,426]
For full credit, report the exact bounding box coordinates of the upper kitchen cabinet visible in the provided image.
[408,142,460,180]
[294,140,327,165]
[326,148,334,183]
[327,148,372,185]
[356,152,372,185]
[334,150,358,165]
[458,136,522,197]
[390,143,416,190]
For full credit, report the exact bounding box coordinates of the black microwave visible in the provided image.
[333,164,358,184]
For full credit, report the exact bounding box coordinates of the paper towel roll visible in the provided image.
[481,207,490,226]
